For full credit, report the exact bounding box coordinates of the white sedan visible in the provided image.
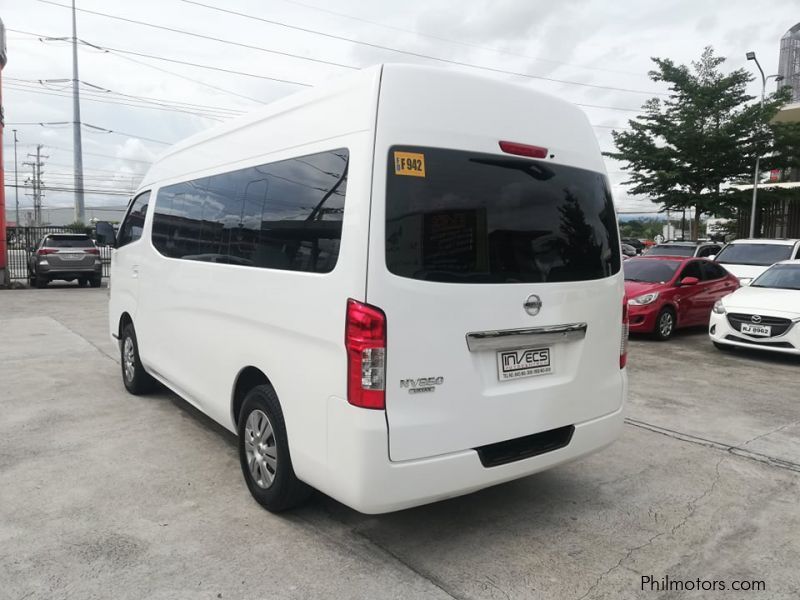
[709,260,800,356]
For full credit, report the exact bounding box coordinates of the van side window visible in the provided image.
[117,191,151,248]
[150,149,348,272]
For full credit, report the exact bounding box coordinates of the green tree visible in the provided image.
[606,47,792,239]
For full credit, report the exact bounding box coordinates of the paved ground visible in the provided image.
[1,285,799,600]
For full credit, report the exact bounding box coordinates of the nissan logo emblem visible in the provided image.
[524,294,542,316]
[751,315,762,324]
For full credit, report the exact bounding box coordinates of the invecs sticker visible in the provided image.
[394,151,426,177]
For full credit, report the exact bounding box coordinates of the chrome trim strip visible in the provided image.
[466,323,588,352]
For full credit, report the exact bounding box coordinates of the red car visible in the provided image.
[624,256,739,340]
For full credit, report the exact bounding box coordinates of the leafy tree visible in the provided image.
[65,221,92,235]
[606,47,794,239]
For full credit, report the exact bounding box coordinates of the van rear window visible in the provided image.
[385,147,620,283]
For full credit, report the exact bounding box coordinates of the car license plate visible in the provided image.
[740,323,771,337]
[60,253,83,261]
[497,347,552,381]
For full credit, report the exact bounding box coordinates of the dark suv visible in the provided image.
[28,233,103,288]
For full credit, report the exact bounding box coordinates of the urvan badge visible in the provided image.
[394,151,426,177]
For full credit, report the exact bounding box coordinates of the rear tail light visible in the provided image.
[499,140,549,159]
[620,295,629,369]
[345,299,386,409]
[37,248,57,255]
[85,247,100,255]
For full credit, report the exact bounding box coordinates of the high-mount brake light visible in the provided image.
[499,140,549,159]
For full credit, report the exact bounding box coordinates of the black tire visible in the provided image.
[78,277,89,287]
[653,307,676,341]
[713,341,733,352]
[120,323,157,394]
[90,275,102,288]
[35,275,48,289]
[237,385,312,512]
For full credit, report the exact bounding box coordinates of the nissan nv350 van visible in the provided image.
[100,64,628,514]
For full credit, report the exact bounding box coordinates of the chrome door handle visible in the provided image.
[466,323,587,352]
[131,265,139,279]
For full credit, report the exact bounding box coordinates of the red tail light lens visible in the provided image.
[499,140,549,159]
[620,295,629,369]
[345,299,386,409]
[37,248,57,255]
[84,247,100,255]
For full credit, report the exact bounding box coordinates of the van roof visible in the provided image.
[140,64,602,190]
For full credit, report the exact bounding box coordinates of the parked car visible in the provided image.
[621,237,646,254]
[100,64,628,515]
[713,238,800,285]
[621,243,637,258]
[643,241,721,258]
[624,256,739,340]
[709,260,800,356]
[27,233,103,288]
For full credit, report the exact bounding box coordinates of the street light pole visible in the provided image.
[746,52,766,239]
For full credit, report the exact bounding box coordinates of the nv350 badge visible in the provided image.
[400,377,444,394]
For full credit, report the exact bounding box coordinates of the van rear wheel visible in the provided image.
[237,385,312,512]
[120,323,157,394]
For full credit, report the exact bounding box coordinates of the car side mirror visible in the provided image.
[95,221,116,247]
[679,276,699,286]
[707,254,717,260]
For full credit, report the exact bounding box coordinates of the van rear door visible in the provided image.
[367,145,625,462]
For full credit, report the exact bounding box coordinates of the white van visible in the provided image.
[100,64,628,514]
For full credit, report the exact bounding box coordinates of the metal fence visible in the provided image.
[5,226,112,282]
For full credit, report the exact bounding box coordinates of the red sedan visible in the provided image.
[624,256,739,340]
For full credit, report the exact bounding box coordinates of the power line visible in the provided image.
[177,0,667,97]
[8,28,312,88]
[5,80,242,120]
[41,1,358,70]
[6,121,174,145]
[39,2,666,97]
[273,0,646,78]
[12,28,646,116]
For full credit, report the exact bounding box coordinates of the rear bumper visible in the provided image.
[36,264,101,276]
[709,312,800,356]
[320,392,625,514]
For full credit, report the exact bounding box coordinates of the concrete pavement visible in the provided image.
[1,287,798,599]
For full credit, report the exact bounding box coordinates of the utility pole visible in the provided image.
[23,145,46,227]
[71,0,85,224]
[13,129,19,226]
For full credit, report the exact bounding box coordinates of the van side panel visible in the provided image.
[129,70,382,487]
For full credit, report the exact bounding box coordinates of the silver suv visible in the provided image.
[28,233,103,288]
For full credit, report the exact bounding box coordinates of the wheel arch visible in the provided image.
[231,366,273,429]
[118,312,134,338]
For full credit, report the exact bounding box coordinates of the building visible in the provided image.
[779,23,800,102]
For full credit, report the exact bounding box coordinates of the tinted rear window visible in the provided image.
[715,243,794,266]
[385,147,620,283]
[45,235,93,248]
[645,245,695,257]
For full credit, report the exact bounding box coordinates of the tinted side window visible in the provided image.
[701,262,726,280]
[117,191,151,248]
[151,149,347,272]
[679,261,702,280]
[151,181,206,259]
